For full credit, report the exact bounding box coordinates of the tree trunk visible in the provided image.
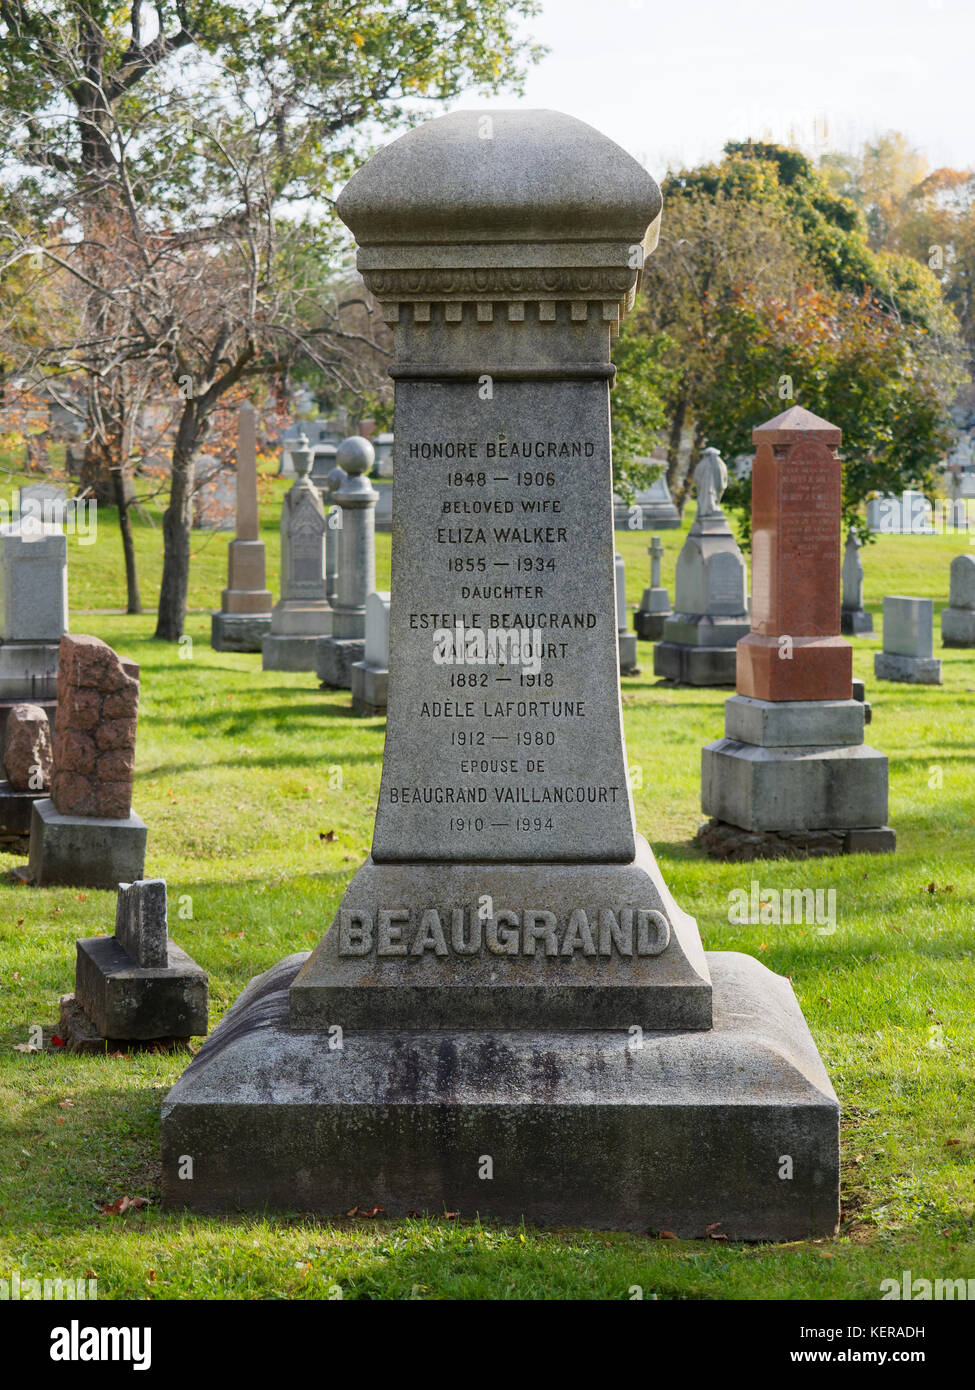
[667,389,690,510]
[112,465,142,614]
[155,404,202,641]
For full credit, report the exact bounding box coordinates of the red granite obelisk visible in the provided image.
[736,405,853,702]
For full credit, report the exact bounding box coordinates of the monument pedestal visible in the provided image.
[701,695,895,857]
[317,636,365,689]
[653,614,749,685]
[349,660,388,715]
[618,631,639,675]
[874,651,942,685]
[161,950,839,1238]
[22,797,147,888]
[840,607,874,636]
[0,780,42,846]
[211,610,272,652]
[942,608,975,646]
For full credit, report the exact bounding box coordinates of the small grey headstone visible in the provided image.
[882,595,933,658]
[115,879,168,968]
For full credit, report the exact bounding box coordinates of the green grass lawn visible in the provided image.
[0,459,973,1299]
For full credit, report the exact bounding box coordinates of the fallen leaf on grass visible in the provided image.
[359,1205,385,1218]
[13,1043,39,1053]
[50,1035,65,1047]
[96,1196,149,1216]
[658,1230,677,1239]
[443,1210,459,1221]
[346,1205,360,1217]
[946,1138,962,1148]
[319,830,336,842]
[406,1209,421,1218]
[705,1222,727,1241]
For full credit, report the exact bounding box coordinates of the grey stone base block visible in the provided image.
[350,662,388,715]
[160,950,839,1239]
[210,611,272,653]
[289,835,712,1033]
[840,608,874,635]
[661,613,751,649]
[0,780,43,844]
[316,637,365,689]
[261,633,321,672]
[0,644,59,701]
[654,641,737,686]
[618,632,639,675]
[633,610,670,641]
[941,609,975,647]
[724,696,865,748]
[851,679,872,724]
[696,818,896,861]
[23,798,146,889]
[701,740,889,833]
[58,994,197,1055]
[874,652,942,685]
[74,935,207,1040]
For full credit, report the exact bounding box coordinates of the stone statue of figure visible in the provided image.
[694,447,727,518]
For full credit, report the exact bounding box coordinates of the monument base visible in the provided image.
[696,818,896,861]
[21,798,146,888]
[941,609,975,647]
[840,607,874,635]
[0,780,44,846]
[261,634,322,672]
[317,636,365,689]
[350,661,388,715]
[160,950,839,1239]
[57,994,198,1055]
[618,632,640,676]
[73,935,208,1040]
[211,611,272,653]
[653,641,737,686]
[874,652,942,685]
[634,609,671,641]
[702,738,890,835]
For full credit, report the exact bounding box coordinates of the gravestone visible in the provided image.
[350,590,391,715]
[374,482,393,533]
[161,109,839,1239]
[613,465,681,530]
[211,403,273,651]
[59,879,208,1052]
[18,483,68,530]
[0,517,67,719]
[941,554,975,647]
[875,596,941,684]
[23,634,147,887]
[373,432,395,478]
[633,536,672,639]
[616,552,639,674]
[0,702,52,845]
[262,434,333,671]
[653,448,750,684]
[700,407,894,858]
[840,525,874,635]
[315,436,377,689]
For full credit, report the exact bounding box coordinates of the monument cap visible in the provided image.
[752,405,842,448]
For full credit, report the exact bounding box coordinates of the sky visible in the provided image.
[452,0,975,179]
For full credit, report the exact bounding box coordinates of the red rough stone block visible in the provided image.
[3,703,53,792]
[51,634,140,821]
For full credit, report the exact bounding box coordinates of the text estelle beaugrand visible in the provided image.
[337,907,670,958]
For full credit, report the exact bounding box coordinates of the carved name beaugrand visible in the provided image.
[338,906,670,957]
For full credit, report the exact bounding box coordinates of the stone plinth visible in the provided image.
[840,525,874,634]
[263,434,333,671]
[350,590,390,715]
[163,109,839,1238]
[61,879,207,1049]
[25,797,146,887]
[211,404,272,652]
[702,409,892,858]
[941,555,975,647]
[653,449,749,686]
[317,437,376,689]
[875,596,941,685]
